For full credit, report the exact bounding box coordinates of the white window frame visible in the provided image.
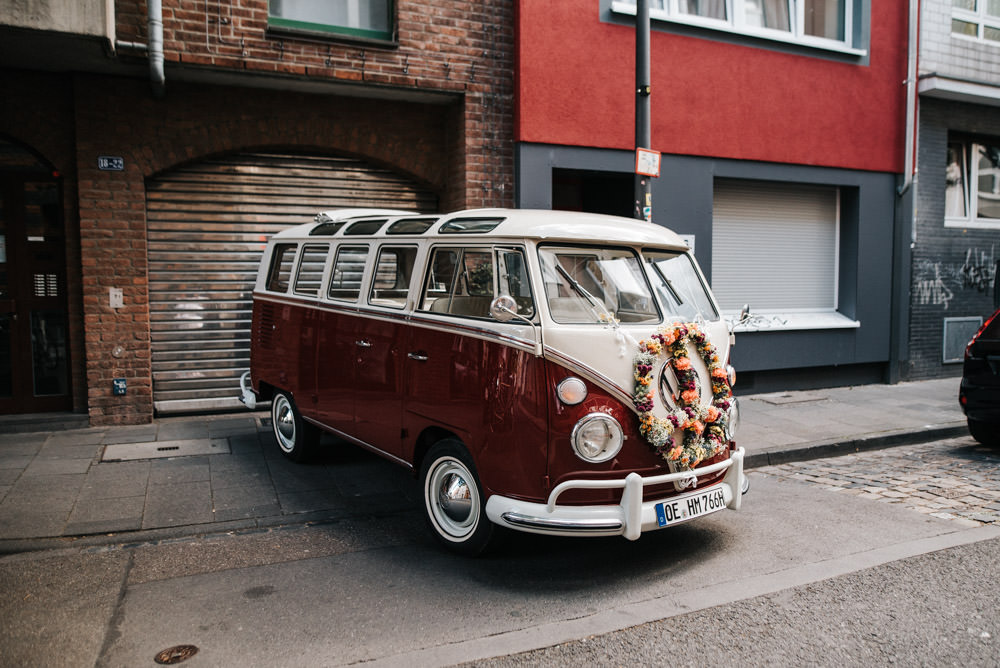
[611,0,866,56]
[944,140,1000,230]
[951,1,1000,45]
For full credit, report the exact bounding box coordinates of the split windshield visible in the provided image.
[537,245,718,324]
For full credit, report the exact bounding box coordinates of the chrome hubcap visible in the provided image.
[426,456,479,539]
[438,472,472,523]
[273,397,295,452]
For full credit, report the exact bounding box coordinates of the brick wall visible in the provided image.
[114,0,515,208]
[906,97,1000,380]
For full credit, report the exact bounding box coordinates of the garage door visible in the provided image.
[146,151,437,414]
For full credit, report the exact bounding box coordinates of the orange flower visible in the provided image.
[681,389,699,404]
[705,406,721,422]
[662,330,678,345]
[711,367,728,379]
[674,357,692,370]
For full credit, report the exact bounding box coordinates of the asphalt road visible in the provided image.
[466,536,1000,667]
[1,435,997,667]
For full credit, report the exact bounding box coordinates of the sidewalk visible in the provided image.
[0,377,968,549]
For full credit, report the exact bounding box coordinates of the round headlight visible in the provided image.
[726,364,736,388]
[725,397,741,440]
[557,377,588,405]
[571,413,624,463]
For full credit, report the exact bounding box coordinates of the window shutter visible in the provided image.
[711,180,838,312]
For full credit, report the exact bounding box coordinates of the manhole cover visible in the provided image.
[154,644,199,664]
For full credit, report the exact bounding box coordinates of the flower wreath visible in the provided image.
[633,322,733,468]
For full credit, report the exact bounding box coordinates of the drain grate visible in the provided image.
[154,645,199,664]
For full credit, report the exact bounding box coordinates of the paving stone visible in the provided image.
[148,457,211,485]
[22,458,93,477]
[142,481,213,528]
[65,495,145,535]
[757,439,1000,528]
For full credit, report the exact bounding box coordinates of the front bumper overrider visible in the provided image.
[485,447,745,540]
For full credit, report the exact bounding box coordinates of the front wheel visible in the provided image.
[968,418,1000,446]
[420,440,496,556]
[270,391,319,462]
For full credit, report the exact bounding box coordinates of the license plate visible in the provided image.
[655,485,726,527]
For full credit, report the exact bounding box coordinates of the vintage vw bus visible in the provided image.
[239,208,746,554]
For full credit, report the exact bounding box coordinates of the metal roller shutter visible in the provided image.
[146,151,437,414]
[711,179,839,313]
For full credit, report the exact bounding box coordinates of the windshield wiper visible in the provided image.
[555,264,613,321]
[649,261,684,306]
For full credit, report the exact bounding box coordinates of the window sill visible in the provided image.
[726,310,860,333]
[944,217,1000,230]
[610,1,867,58]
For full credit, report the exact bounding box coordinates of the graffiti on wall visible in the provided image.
[914,261,954,308]
[961,245,996,293]
[914,244,996,310]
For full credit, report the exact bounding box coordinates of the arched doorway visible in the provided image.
[146,150,438,414]
[0,137,71,414]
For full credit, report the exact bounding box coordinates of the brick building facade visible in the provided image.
[0,0,513,424]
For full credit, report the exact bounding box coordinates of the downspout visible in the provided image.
[148,0,165,98]
[897,0,919,196]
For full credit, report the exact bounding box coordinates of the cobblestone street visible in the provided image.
[754,436,1000,527]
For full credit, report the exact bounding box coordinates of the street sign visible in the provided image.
[635,148,660,177]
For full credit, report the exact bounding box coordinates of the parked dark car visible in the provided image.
[960,306,1000,446]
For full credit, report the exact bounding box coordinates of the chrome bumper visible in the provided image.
[238,371,257,410]
[485,447,745,540]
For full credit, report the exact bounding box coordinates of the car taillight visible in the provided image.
[966,311,999,358]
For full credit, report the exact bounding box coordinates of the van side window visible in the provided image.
[497,248,535,318]
[328,245,369,302]
[266,243,297,293]
[420,247,500,319]
[369,246,418,309]
[293,244,329,297]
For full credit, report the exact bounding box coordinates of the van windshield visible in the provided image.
[643,251,719,322]
[538,246,659,324]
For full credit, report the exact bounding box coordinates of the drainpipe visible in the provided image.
[897,0,918,196]
[148,0,165,98]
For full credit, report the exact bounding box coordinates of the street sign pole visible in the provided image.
[634,0,651,222]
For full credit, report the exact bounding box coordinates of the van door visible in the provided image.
[352,245,418,457]
[315,244,369,434]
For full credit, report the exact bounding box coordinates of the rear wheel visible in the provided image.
[968,418,1000,446]
[270,391,319,462]
[420,439,496,556]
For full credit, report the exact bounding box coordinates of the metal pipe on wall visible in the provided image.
[148,0,165,97]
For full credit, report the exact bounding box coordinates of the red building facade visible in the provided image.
[515,0,914,391]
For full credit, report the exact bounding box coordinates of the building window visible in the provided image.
[945,139,1000,228]
[712,180,858,331]
[612,0,859,53]
[268,0,393,42]
[952,1,1000,43]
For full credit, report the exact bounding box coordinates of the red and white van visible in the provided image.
[240,208,746,554]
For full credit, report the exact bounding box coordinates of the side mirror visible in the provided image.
[489,295,518,322]
[739,303,750,324]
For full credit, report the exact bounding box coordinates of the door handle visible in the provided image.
[407,352,428,362]
[355,340,372,348]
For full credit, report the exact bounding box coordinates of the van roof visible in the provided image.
[270,208,689,249]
